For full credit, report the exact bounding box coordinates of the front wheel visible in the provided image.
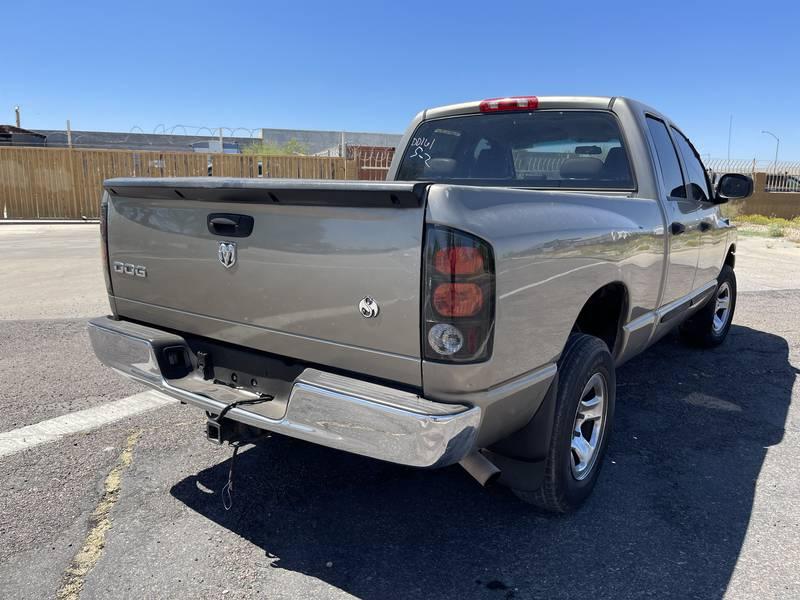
[679,265,737,347]
[513,334,615,513]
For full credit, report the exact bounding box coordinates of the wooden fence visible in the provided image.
[0,147,358,219]
[349,146,395,181]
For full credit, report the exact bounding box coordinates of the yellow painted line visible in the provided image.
[57,431,141,600]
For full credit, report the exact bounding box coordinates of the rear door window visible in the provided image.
[645,116,687,199]
[396,111,634,190]
[671,128,711,202]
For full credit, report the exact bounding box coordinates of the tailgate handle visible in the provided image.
[208,214,254,238]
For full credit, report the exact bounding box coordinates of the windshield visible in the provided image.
[396,110,634,190]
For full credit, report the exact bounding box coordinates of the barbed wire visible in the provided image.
[127,124,262,137]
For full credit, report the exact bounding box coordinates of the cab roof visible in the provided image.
[422,96,661,121]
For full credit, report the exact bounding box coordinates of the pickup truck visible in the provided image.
[89,96,753,512]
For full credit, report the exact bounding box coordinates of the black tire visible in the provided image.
[513,334,615,513]
[679,265,736,348]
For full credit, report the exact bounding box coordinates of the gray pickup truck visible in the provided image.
[89,96,752,512]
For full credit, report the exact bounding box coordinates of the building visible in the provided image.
[31,129,257,153]
[0,125,47,147]
[23,127,402,155]
[259,128,402,156]
[190,140,241,154]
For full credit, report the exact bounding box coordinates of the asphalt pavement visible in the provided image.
[1,225,799,599]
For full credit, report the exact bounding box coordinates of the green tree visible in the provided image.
[243,138,308,156]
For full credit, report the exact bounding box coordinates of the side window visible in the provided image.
[645,116,686,199]
[671,128,711,202]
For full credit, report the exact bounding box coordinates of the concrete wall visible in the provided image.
[726,173,800,219]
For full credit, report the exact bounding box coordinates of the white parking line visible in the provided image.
[0,392,177,459]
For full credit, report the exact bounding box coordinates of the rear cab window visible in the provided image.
[396,111,634,190]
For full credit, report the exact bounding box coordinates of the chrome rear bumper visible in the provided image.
[87,316,480,468]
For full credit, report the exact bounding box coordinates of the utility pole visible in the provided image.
[726,115,732,171]
[66,119,73,148]
[14,106,20,128]
[761,130,780,172]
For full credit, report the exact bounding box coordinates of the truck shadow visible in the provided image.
[170,324,795,599]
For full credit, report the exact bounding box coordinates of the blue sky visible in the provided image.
[3,0,799,161]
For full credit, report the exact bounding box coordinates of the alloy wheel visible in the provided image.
[712,281,732,334]
[570,372,608,481]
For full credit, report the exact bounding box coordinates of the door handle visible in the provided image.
[698,221,712,232]
[207,213,254,238]
[209,216,237,228]
[670,222,686,235]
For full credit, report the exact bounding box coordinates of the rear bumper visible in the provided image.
[87,316,480,468]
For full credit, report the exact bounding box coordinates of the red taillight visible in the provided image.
[479,96,538,113]
[434,247,484,275]
[433,283,483,317]
[423,226,495,363]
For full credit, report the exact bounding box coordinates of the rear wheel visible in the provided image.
[513,334,615,513]
[679,265,737,347]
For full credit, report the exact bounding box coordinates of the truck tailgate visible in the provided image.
[103,178,428,386]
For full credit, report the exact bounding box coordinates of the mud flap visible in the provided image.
[484,373,558,492]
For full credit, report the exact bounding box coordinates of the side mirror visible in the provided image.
[714,173,753,203]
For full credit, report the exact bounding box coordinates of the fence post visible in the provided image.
[68,148,80,218]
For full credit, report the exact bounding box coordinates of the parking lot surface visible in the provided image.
[1,225,799,599]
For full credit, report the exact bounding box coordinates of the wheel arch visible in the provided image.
[725,243,736,269]
[571,281,629,357]
[487,283,627,474]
